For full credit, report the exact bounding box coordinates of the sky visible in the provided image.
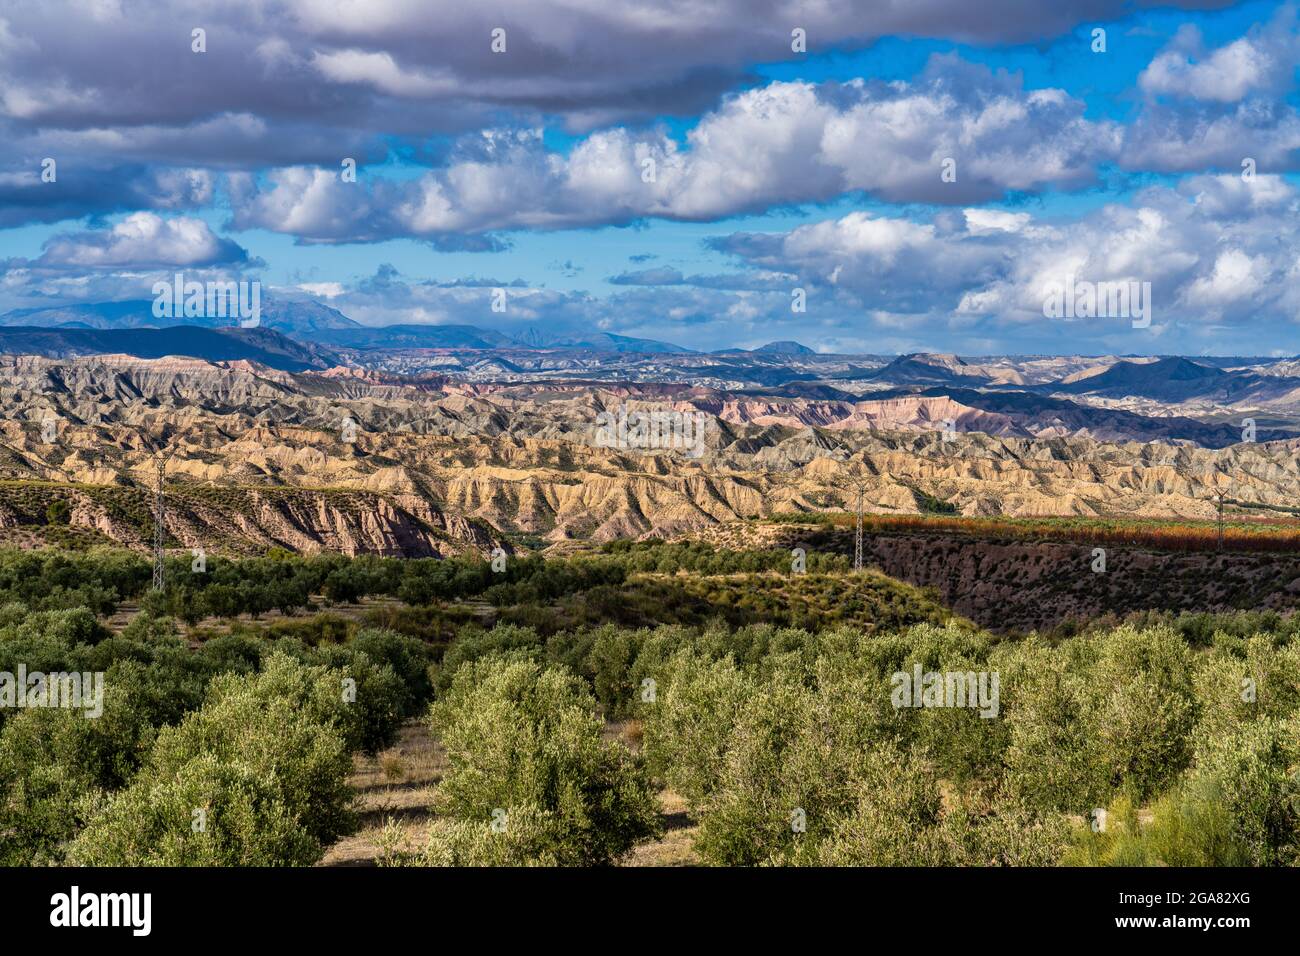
[2,0,1300,355]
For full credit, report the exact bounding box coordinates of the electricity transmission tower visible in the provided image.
[1202,464,1229,553]
[852,480,865,571]
[797,428,868,571]
[151,449,173,591]
[1214,490,1226,551]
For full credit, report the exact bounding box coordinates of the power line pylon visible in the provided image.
[1215,489,1226,552]
[854,481,864,571]
[829,447,868,572]
[801,430,868,571]
[151,450,173,591]
[1202,464,1229,554]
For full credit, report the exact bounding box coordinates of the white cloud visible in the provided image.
[1139,14,1300,103]
[1183,248,1266,306]
[714,177,1300,340]
[296,282,347,298]
[36,213,247,269]
[963,209,1031,234]
[311,50,455,97]
[228,63,1119,240]
[1177,172,1296,216]
[1141,35,1276,103]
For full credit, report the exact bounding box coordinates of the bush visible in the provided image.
[69,654,357,865]
[1065,719,1300,866]
[348,628,434,717]
[0,708,106,865]
[312,645,405,755]
[641,650,753,807]
[692,670,880,865]
[1003,626,1198,812]
[1091,625,1196,801]
[69,754,318,867]
[387,805,565,867]
[809,744,948,866]
[45,500,71,526]
[432,624,543,693]
[428,656,661,865]
[1188,718,1300,865]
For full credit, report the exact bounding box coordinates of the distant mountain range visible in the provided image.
[747,341,816,355]
[315,324,514,350]
[0,296,359,336]
[0,299,699,354]
[3,300,1300,448]
[1051,356,1277,403]
[0,299,831,356]
[0,325,338,371]
[867,353,992,387]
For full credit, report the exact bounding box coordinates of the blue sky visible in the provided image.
[2,0,1300,355]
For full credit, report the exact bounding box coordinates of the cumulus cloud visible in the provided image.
[1176,171,1295,216]
[35,213,250,269]
[1139,13,1300,102]
[0,214,257,308]
[226,61,1120,242]
[310,50,457,98]
[1125,9,1300,173]
[0,164,214,228]
[709,176,1300,348]
[0,0,1209,168]
[4,0,1300,357]
[283,174,1300,353]
[0,5,1291,229]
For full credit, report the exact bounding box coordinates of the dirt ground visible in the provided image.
[320,720,444,866]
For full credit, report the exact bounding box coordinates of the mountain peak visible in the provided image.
[752,340,814,355]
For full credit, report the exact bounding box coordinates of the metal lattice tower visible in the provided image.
[1203,465,1229,554]
[854,483,864,571]
[151,451,172,591]
[793,430,870,572]
[1215,490,1226,551]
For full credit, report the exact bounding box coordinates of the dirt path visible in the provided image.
[319,720,445,867]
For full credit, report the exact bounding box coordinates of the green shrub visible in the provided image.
[69,753,318,866]
[348,628,434,717]
[312,645,405,755]
[387,805,564,867]
[432,624,543,693]
[69,654,357,865]
[429,656,661,865]
[1066,719,1300,866]
[1091,625,1196,800]
[1002,627,1197,812]
[809,744,948,866]
[641,650,753,807]
[692,669,880,865]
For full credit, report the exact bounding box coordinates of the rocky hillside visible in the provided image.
[3,354,1299,554]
